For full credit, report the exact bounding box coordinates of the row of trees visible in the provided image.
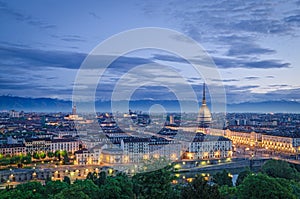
[0,150,70,167]
[1,159,300,198]
[0,154,31,166]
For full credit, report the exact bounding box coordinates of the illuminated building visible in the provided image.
[50,138,81,153]
[169,115,174,124]
[0,144,26,156]
[101,148,124,164]
[72,104,77,115]
[197,83,212,133]
[64,105,83,121]
[74,148,92,165]
[121,137,150,163]
[120,136,182,163]
[149,137,182,161]
[225,128,300,154]
[261,134,300,153]
[225,129,261,147]
[185,133,232,159]
[24,137,51,153]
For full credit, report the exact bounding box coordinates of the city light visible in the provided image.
[174,164,181,169]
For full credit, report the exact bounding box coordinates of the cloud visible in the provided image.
[266,75,275,78]
[151,52,290,69]
[268,84,289,88]
[51,34,86,42]
[244,76,259,80]
[262,88,300,102]
[0,1,56,29]
[0,44,154,72]
[284,15,300,24]
[89,12,101,20]
[0,45,86,70]
[142,0,297,71]
[233,19,292,34]
[227,43,276,56]
[0,44,159,100]
[210,78,239,83]
[213,57,290,69]
[151,54,187,63]
[225,85,259,91]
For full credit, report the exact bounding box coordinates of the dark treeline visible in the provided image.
[1,160,300,199]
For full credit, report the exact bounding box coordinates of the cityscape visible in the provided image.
[1,1,300,199]
[1,84,300,198]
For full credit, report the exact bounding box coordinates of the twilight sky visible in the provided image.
[1,0,300,105]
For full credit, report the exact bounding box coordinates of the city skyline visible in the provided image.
[1,2,300,197]
[0,1,300,111]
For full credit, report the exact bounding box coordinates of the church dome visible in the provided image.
[198,83,212,128]
[198,103,212,124]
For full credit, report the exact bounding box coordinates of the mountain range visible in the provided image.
[0,96,299,113]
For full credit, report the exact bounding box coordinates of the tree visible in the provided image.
[72,179,100,199]
[54,150,61,161]
[97,171,107,186]
[10,155,21,164]
[219,185,238,199]
[237,173,296,199]
[212,170,233,187]
[235,170,251,186]
[86,172,98,183]
[261,159,300,181]
[44,180,68,198]
[132,166,175,199]
[54,189,89,199]
[14,181,45,199]
[99,177,123,199]
[62,152,69,164]
[99,173,133,199]
[32,152,40,160]
[21,155,31,164]
[0,189,35,199]
[39,152,46,159]
[47,151,55,158]
[16,181,45,194]
[63,176,71,185]
[181,176,221,199]
[0,158,10,166]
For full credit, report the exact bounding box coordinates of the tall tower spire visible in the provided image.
[197,82,212,132]
[72,103,77,115]
[202,83,206,105]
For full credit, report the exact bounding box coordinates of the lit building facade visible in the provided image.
[74,148,99,165]
[225,128,300,154]
[24,138,51,153]
[225,129,262,147]
[261,134,300,153]
[121,137,150,164]
[149,137,182,161]
[185,133,232,159]
[50,138,81,153]
[120,136,182,163]
[23,137,80,154]
[0,144,26,156]
[101,148,124,164]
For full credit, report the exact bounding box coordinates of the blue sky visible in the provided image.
[1,0,300,105]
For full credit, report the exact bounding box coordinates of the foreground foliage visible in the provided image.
[1,160,300,199]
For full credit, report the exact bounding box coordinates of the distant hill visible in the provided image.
[227,101,300,113]
[0,96,71,112]
[0,96,299,113]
